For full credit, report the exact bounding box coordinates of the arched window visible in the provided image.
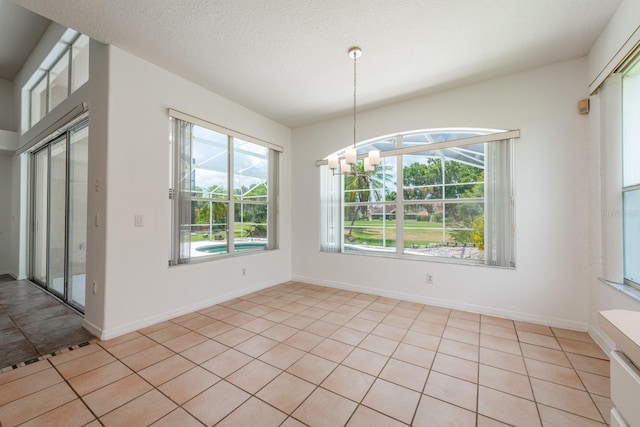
[319,128,518,267]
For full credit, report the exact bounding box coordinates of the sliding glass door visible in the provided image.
[32,149,48,284]
[31,120,88,312]
[68,126,88,308]
[48,138,67,295]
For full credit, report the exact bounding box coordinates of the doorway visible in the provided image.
[30,120,88,312]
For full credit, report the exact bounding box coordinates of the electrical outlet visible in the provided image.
[241,267,246,277]
[426,273,434,284]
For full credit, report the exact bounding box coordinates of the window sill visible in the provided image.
[599,277,640,302]
[169,247,278,267]
[337,247,515,270]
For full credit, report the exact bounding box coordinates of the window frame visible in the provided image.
[168,110,281,266]
[319,129,518,267]
[621,54,640,290]
[26,33,89,129]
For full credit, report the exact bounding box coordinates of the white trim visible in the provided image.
[599,277,640,302]
[17,102,88,155]
[590,25,640,94]
[87,279,283,340]
[316,129,520,166]
[291,274,589,332]
[168,108,284,153]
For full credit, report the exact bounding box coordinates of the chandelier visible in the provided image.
[327,47,380,175]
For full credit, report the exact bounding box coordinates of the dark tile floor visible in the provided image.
[0,275,94,369]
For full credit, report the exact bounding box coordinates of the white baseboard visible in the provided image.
[291,275,590,332]
[82,317,104,339]
[0,272,21,280]
[91,279,283,341]
[588,323,615,355]
[89,274,602,342]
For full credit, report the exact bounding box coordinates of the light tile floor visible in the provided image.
[0,282,612,426]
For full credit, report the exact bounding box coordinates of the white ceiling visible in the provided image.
[13,0,621,128]
[0,0,49,81]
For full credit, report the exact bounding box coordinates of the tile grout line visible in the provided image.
[1,282,612,426]
[0,339,99,373]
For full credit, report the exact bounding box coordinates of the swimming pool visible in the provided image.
[195,242,267,253]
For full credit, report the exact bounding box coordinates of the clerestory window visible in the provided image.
[25,31,89,129]
[319,129,518,267]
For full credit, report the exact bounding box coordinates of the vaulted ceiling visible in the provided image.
[10,0,622,127]
[0,0,49,81]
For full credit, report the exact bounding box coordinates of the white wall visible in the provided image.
[292,57,592,330]
[588,0,640,92]
[0,79,14,132]
[0,79,15,275]
[84,46,292,339]
[0,155,12,275]
[8,154,27,280]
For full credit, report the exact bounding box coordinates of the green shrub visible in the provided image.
[473,215,484,250]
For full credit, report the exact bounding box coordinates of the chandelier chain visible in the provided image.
[353,51,357,150]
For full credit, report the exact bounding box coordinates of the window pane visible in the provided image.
[404,202,484,260]
[403,155,443,200]
[402,145,485,201]
[192,126,228,197]
[234,203,268,252]
[445,202,484,244]
[445,182,484,199]
[48,139,67,295]
[356,138,396,155]
[49,50,70,111]
[334,138,396,157]
[71,35,90,91]
[344,204,396,252]
[403,130,487,147]
[624,190,640,285]
[344,157,396,203]
[33,148,49,284]
[403,203,444,249]
[623,60,640,187]
[30,77,47,126]
[444,147,484,197]
[191,201,228,256]
[68,125,88,309]
[234,139,268,201]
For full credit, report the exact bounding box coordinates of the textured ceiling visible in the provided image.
[0,0,49,81]
[13,0,621,127]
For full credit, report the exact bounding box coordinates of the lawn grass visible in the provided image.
[345,219,452,246]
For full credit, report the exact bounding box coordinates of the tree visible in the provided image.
[193,185,228,238]
[343,162,395,239]
[344,163,372,238]
[402,157,483,201]
[402,157,485,246]
[403,160,441,200]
